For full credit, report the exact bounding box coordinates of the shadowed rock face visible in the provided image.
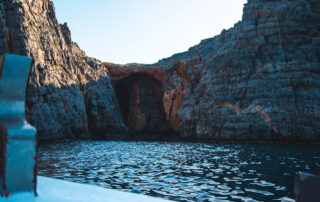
[0,0,127,140]
[114,73,175,137]
[108,64,189,137]
[1,0,320,141]
[109,0,320,141]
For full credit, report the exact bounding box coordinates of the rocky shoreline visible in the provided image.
[1,0,320,142]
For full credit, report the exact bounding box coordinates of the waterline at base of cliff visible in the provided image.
[1,0,319,142]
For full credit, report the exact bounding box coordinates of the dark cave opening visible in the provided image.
[114,73,174,137]
[114,79,130,126]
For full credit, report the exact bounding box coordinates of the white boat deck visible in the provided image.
[0,176,169,202]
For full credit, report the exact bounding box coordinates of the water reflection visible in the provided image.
[38,141,320,201]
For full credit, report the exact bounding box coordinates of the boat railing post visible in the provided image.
[0,54,37,198]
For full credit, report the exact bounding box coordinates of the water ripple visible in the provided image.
[38,141,320,201]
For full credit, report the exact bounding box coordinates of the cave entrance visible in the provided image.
[114,73,172,137]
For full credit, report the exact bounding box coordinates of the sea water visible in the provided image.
[38,141,320,201]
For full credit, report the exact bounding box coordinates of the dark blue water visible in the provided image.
[38,141,320,201]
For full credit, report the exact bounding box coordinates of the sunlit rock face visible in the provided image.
[1,0,320,141]
[110,0,320,141]
[157,0,320,141]
[0,0,127,140]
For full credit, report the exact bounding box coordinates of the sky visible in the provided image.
[51,0,247,64]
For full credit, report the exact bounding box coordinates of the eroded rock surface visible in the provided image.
[162,0,320,141]
[0,0,127,140]
[109,0,320,141]
[108,63,188,137]
[1,0,319,141]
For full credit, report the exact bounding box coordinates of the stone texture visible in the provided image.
[109,0,320,141]
[1,0,320,141]
[165,0,320,141]
[108,64,177,138]
[0,0,127,140]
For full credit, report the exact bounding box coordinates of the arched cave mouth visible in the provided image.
[114,73,175,138]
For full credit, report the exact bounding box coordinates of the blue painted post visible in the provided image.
[0,54,36,198]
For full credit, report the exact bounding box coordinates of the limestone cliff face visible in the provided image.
[0,0,127,140]
[1,0,319,141]
[161,0,320,141]
[109,0,320,141]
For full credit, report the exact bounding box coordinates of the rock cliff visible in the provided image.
[1,0,320,141]
[109,0,320,141]
[169,0,320,141]
[0,0,127,140]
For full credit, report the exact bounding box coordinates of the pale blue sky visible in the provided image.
[52,0,247,64]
